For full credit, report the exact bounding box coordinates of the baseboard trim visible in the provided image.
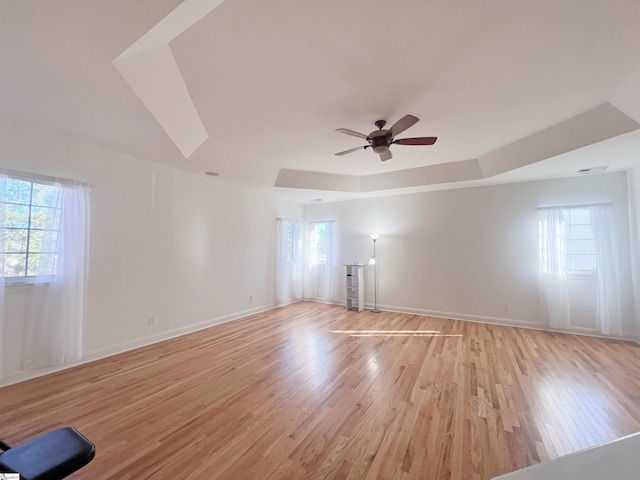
[363,302,637,342]
[84,303,274,360]
[0,303,274,388]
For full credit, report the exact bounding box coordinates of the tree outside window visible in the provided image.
[1,177,61,281]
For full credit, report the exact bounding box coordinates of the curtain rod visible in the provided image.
[0,168,89,187]
[537,202,612,210]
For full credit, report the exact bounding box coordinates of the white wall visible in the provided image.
[628,166,640,339]
[305,173,636,338]
[0,119,303,386]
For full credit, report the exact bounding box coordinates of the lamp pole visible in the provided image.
[369,234,380,313]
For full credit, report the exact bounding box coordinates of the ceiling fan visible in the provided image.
[335,114,437,161]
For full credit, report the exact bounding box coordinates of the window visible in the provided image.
[537,204,620,335]
[1,172,90,368]
[285,221,295,264]
[275,218,302,305]
[304,220,340,302]
[309,222,328,266]
[564,208,597,274]
[538,206,597,276]
[1,176,61,283]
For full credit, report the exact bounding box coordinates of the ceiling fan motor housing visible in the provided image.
[368,130,391,153]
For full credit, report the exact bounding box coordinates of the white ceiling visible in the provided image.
[1,0,639,203]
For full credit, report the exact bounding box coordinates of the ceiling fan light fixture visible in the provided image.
[372,145,390,154]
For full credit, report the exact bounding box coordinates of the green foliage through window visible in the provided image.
[1,177,61,279]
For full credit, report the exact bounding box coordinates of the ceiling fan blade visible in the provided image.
[335,128,368,139]
[388,114,419,138]
[394,136,438,146]
[335,146,367,156]
[379,150,393,161]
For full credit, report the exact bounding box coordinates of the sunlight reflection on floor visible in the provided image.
[283,324,332,390]
[330,330,463,337]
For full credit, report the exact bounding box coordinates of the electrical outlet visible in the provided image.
[249,295,253,303]
[147,315,156,325]
[502,304,510,312]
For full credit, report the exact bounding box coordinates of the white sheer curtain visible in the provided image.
[275,218,302,306]
[538,208,571,329]
[591,204,622,336]
[23,180,90,369]
[304,221,340,302]
[0,174,6,377]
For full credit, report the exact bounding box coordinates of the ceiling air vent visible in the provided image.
[578,166,609,175]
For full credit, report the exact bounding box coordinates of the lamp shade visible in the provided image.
[370,233,380,240]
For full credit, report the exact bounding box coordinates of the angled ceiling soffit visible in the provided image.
[361,159,483,192]
[478,103,639,178]
[275,169,361,192]
[113,0,226,158]
[276,103,639,193]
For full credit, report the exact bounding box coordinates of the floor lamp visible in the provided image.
[368,233,380,313]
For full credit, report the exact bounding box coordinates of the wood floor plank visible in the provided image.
[1,302,640,479]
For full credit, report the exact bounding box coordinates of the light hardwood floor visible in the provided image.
[1,302,640,479]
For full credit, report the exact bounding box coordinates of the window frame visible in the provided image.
[308,221,330,267]
[1,173,61,285]
[538,204,599,278]
[563,206,598,276]
[284,221,296,265]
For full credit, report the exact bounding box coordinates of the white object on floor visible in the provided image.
[492,432,640,479]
